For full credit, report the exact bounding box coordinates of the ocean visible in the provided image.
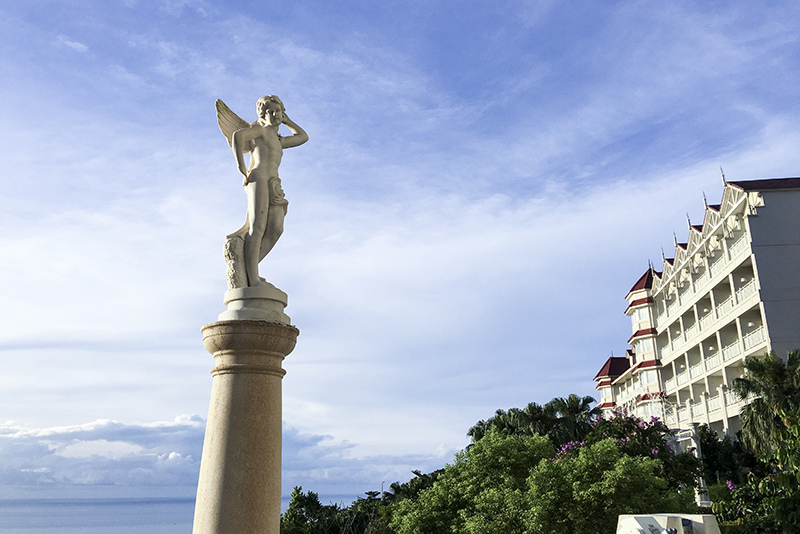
[0,495,360,532]
[0,498,195,533]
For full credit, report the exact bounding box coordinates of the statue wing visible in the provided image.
[215,99,251,148]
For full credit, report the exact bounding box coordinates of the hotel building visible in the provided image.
[594,177,800,436]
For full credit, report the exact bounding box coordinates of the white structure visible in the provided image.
[595,177,800,436]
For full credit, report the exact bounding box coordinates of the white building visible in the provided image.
[594,177,800,436]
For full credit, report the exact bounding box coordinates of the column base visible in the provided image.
[218,284,291,324]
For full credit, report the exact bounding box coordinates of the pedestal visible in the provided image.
[193,320,299,534]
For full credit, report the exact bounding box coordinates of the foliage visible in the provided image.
[281,486,344,534]
[382,469,442,504]
[526,439,696,534]
[467,394,600,447]
[390,430,555,533]
[696,424,762,485]
[731,351,800,456]
[711,479,781,534]
[711,351,800,533]
[582,411,700,488]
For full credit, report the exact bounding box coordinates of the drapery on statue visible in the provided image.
[215,97,309,289]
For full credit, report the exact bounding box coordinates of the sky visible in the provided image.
[3,0,800,505]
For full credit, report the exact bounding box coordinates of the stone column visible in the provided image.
[193,319,299,534]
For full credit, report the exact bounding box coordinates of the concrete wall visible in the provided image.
[747,189,800,359]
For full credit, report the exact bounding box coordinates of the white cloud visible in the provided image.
[56,35,88,53]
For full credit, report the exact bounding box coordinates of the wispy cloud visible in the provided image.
[56,35,88,53]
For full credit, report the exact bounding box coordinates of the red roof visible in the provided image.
[625,296,653,314]
[596,401,616,409]
[628,328,657,344]
[631,358,661,373]
[594,356,629,381]
[728,177,800,191]
[628,268,655,295]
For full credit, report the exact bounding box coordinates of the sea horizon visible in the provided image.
[0,494,364,533]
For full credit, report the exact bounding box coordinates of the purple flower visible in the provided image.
[651,449,659,455]
[726,480,737,491]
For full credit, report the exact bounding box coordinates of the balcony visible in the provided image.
[743,326,766,351]
[728,234,749,259]
[698,312,715,331]
[664,377,677,391]
[709,254,726,277]
[689,362,705,379]
[715,295,735,319]
[722,340,743,362]
[705,352,721,371]
[677,371,690,386]
[707,394,722,413]
[735,279,757,302]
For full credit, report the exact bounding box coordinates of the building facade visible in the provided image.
[594,177,800,436]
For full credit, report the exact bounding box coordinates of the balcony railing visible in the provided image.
[715,295,735,318]
[735,280,757,302]
[722,340,743,362]
[698,312,715,330]
[728,234,749,258]
[743,326,766,351]
[705,353,721,370]
[707,394,722,413]
[709,254,726,277]
[689,362,705,379]
[694,271,709,289]
[684,323,698,339]
[664,377,676,391]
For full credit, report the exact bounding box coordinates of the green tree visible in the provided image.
[390,430,555,533]
[467,395,598,447]
[732,351,800,455]
[696,424,761,485]
[583,411,700,488]
[545,394,601,445]
[281,486,343,534]
[526,439,696,534]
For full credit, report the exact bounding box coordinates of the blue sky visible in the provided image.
[3,0,800,503]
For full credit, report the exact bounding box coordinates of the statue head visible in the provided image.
[257,95,285,119]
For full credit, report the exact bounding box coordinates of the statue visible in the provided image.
[215,96,309,289]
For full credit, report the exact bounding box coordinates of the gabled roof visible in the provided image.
[594,356,630,381]
[728,177,800,192]
[628,268,655,295]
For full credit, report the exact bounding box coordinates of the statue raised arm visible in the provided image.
[215,97,308,290]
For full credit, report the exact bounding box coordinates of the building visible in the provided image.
[594,177,800,436]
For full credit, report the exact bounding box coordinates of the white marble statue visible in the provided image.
[215,97,308,289]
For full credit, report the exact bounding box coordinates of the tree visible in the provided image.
[281,486,343,534]
[390,430,555,533]
[583,411,700,488]
[731,351,800,455]
[545,394,601,445]
[467,395,598,447]
[526,439,696,534]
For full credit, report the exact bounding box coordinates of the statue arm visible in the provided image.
[280,114,309,149]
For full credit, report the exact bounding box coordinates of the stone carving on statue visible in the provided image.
[215,97,308,290]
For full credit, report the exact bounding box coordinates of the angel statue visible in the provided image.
[215,96,308,289]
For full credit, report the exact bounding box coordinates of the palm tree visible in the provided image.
[545,394,600,445]
[731,351,800,456]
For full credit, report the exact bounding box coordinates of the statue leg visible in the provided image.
[244,179,269,287]
[259,207,285,262]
